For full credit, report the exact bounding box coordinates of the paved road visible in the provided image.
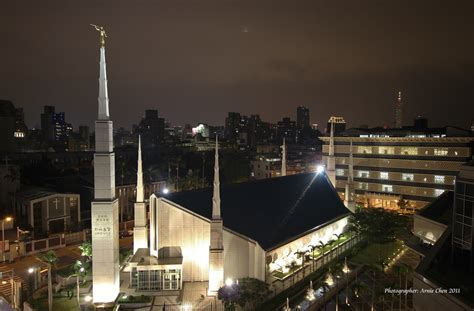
[0,236,133,287]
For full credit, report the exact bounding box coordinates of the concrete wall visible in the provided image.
[151,197,266,283]
[413,215,447,244]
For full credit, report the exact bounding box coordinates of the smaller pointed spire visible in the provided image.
[136,135,144,203]
[348,140,354,183]
[212,136,221,219]
[281,138,287,176]
[329,121,335,156]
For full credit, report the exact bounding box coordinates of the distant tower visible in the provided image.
[395,91,403,128]
[208,137,224,295]
[344,140,356,212]
[133,135,148,253]
[90,26,120,303]
[281,138,287,176]
[327,121,336,187]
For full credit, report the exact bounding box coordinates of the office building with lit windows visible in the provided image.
[321,124,473,211]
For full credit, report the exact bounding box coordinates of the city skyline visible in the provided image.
[1,1,474,130]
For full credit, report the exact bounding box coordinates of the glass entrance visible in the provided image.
[162,270,181,290]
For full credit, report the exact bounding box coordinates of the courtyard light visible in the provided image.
[162,188,170,194]
[84,295,92,302]
[225,278,233,287]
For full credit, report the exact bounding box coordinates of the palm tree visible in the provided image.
[67,261,86,306]
[317,241,326,267]
[326,239,336,262]
[36,250,58,311]
[309,245,318,272]
[295,250,306,278]
[333,233,344,258]
[79,241,92,263]
[289,261,298,285]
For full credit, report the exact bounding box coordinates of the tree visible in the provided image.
[36,250,58,311]
[67,260,87,306]
[217,283,239,311]
[326,240,336,261]
[309,245,318,272]
[218,278,270,311]
[317,241,326,267]
[295,250,307,277]
[397,198,409,213]
[333,233,345,258]
[79,241,92,263]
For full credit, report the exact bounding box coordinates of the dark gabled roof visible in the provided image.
[162,172,350,250]
[417,191,453,225]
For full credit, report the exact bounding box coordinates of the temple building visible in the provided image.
[129,139,351,293]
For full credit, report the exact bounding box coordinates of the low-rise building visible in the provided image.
[15,188,81,236]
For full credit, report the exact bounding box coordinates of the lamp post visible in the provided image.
[2,217,12,262]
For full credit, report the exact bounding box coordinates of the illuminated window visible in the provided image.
[400,147,418,155]
[358,146,372,154]
[434,148,448,156]
[382,185,393,192]
[359,182,369,190]
[434,175,445,184]
[402,173,414,181]
[358,171,369,178]
[380,172,389,180]
[434,189,445,197]
[336,169,345,176]
[378,147,394,154]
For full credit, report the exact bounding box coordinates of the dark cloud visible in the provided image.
[0,0,473,130]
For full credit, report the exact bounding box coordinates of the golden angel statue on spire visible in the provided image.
[90,24,107,47]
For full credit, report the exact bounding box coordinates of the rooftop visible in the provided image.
[163,172,350,250]
[417,191,453,225]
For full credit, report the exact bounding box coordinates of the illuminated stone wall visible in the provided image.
[267,216,349,272]
[150,197,266,283]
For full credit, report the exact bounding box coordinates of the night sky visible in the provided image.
[1,0,474,130]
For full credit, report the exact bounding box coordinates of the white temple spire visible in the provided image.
[98,46,110,120]
[91,25,119,303]
[212,136,221,219]
[344,139,355,212]
[327,121,336,187]
[281,137,287,176]
[348,140,354,183]
[208,135,224,294]
[329,121,335,156]
[136,135,144,203]
[133,135,148,253]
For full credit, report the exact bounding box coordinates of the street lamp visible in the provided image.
[2,217,13,262]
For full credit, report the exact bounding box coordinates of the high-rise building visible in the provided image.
[137,109,165,147]
[277,117,297,144]
[52,112,67,141]
[395,91,403,128]
[224,112,241,141]
[41,106,55,141]
[0,100,16,152]
[297,106,310,129]
[14,108,27,139]
[326,116,346,135]
[321,125,473,211]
